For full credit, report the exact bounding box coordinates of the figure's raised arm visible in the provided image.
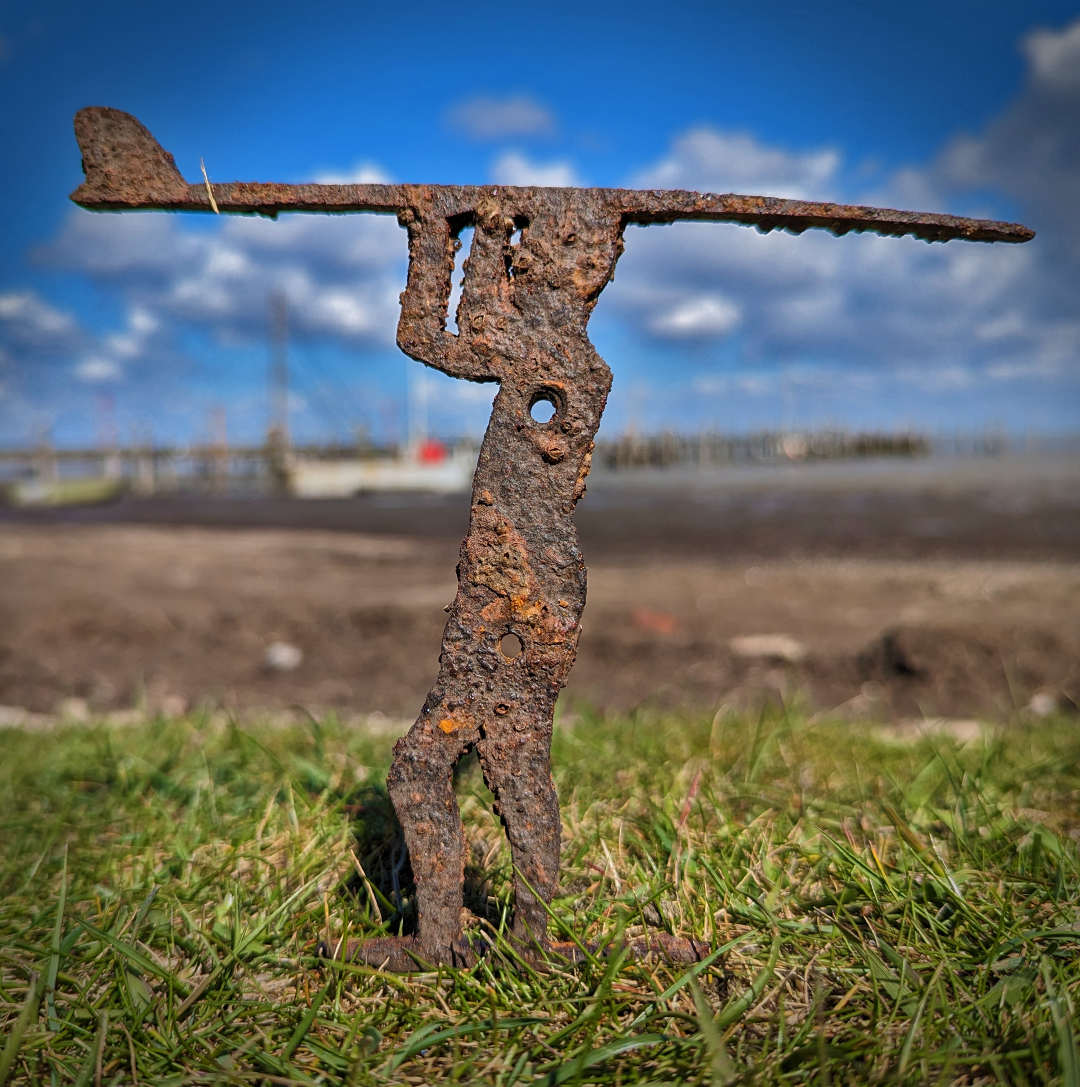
[72,107,1033,248]
[71,106,501,381]
[616,188,1034,244]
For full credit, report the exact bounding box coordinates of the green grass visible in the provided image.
[1,706,1078,1085]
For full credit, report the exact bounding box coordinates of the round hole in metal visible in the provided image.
[530,398,556,424]
[500,633,522,659]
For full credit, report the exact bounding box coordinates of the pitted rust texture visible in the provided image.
[72,107,1034,971]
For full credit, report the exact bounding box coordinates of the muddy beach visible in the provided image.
[2,452,1077,724]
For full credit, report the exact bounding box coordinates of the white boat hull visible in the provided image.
[287,454,475,497]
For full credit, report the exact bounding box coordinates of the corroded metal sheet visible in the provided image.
[71,106,1034,970]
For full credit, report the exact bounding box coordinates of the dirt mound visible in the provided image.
[852,623,1078,718]
[572,620,1079,722]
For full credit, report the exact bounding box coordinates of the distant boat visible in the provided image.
[286,439,476,497]
[4,476,125,508]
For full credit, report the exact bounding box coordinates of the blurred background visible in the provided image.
[0,0,1077,727]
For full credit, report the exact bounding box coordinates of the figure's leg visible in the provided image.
[475,717,709,969]
[476,720,561,949]
[351,718,475,970]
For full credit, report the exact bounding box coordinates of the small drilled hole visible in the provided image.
[499,633,522,659]
[530,398,556,424]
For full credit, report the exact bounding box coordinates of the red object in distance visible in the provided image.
[417,439,448,464]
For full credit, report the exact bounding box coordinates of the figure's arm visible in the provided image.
[72,108,1033,247]
[618,190,1034,244]
[394,201,502,382]
[71,106,499,382]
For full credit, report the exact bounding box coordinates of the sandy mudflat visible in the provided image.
[1,453,1077,721]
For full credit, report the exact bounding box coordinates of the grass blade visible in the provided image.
[45,845,67,1032]
[77,920,189,994]
[0,971,43,1087]
[1042,958,1079,1087]
[385,1018,547,1074]
[691,979,736,1085]
[898,962,945,1074]
[626,932,753,1031]
[282,983,329,1059]
[130,885,159,939]
[715,936,781,1030]
[72,1010,108,1087]
[2,707,1078,1086]
[539,1034,669,1086]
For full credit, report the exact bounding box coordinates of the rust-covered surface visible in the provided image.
[71,106,1034,970]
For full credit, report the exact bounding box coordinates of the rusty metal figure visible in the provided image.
[71,107,1034,970]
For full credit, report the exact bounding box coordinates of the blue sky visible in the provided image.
[1,0,1078,447]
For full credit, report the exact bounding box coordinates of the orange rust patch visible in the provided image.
[438,717,466,734]
[466,505,533,600]
[481,599,509,623]
[511,596,546,624]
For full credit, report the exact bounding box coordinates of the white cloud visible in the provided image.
[0,291,78,341]
[42,205,407,349]
[315,163,392,184]
[937,17,1080,262]
[636,128,841,199]
[128,308,158,335]
[103,332,140,359]
[0,285,180,421]
[895,365,976,392]
[1023,19,1080,90]
[447,95,555,140]
[649,295,740,338]
[310,288,393,337]
[0,291,95,404]
[976,311,1026,342]
[738,375,776,396]
[490,151,578,187]
[76,358,122,383]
